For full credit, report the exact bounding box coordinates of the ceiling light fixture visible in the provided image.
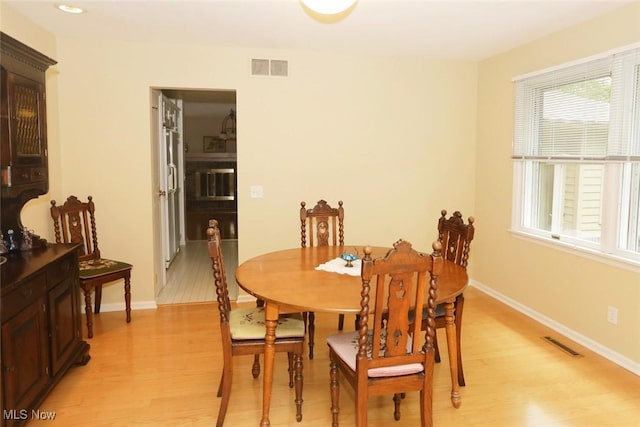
[56,4,84,14]
[300,0,357,15]
[219,109,236,140]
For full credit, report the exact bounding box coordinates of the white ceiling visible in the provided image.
[3,0,634,61]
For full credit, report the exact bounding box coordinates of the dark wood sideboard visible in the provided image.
[0,33,91,426]
[1,244,90,427]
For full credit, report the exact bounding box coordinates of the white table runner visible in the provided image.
[315,257,361,277]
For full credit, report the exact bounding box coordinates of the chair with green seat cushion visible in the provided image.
[229,307,307,340]
[207,219,305,426]
[50,195,132,339]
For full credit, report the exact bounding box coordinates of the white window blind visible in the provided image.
[609,48,640,160]
[513,47,640,162]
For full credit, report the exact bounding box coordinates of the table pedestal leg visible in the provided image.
[444,301,461,408]
[261,303,278,426]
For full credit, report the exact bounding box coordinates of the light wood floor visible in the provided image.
[156,240,239,304]
[28,287,640,426]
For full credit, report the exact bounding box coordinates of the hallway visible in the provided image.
[156,239,238,304]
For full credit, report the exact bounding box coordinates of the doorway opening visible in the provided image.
[154,89,238,304]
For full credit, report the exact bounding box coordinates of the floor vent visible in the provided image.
[543,336,582,357]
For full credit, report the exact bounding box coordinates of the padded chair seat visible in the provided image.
[327,330,423,378]
[229,307,305,340]
[78,258,132,280]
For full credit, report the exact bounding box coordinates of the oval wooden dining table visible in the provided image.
[235,244,468,426]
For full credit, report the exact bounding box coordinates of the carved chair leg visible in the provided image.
[393,393,402,421]
[329,357,339,427]
[252,354,260,378]
[83,285,94,339]
[294,352,303,422]
[455,294,466,387]
[308,311,315,359]
[124,274,132,323]
[287,352,294,388]
[252,299,264,377]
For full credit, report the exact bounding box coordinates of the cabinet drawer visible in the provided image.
[6,166,47,187]
[8,166,33,186]
[30,167,47,183]
[47,253,77,287]
[1,272,46,322]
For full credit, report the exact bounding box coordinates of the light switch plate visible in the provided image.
[250,185,263,198]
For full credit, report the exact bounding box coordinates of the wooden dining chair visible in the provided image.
[383,209,475,387]
[427,209,474,386]
[207,219,305,426]
[300,199,345,359]
[50,195,132,338]
[327,239,443,427]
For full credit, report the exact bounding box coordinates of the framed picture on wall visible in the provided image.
[203,136,226,153]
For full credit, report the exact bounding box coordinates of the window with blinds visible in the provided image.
[512,45,640,264]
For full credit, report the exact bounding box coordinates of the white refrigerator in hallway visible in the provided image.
[162,96,182,267]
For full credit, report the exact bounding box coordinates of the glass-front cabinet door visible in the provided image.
[8,72,47,163]
[1,71,48,194]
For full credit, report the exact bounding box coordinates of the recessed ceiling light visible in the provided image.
[56,4,84,14]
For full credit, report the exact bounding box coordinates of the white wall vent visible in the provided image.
[251,59,270,76]
[270,60,288,77]
[251,58,288,78]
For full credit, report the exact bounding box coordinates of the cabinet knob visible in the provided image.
[158,190,166,197]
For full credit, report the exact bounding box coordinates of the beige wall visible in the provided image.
[474,3,640,370]
[3,2,639,371]
[1,6,477,304]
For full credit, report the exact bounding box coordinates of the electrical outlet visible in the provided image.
[607,306,618,325]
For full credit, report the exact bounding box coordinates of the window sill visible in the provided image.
[509,229,640,273]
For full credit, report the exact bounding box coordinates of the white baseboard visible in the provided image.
[80,300,158,313]
[470,280,640,376]
[236,294,257,304]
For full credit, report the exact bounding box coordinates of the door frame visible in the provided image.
[150,89,166,297]
[151,88,238,300]
[152,89,188,296]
